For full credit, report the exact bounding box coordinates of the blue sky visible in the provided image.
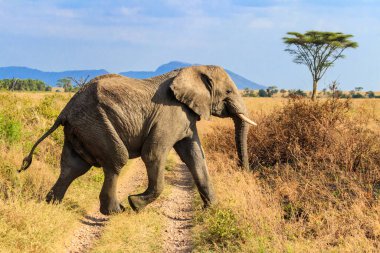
[0,0,379,90]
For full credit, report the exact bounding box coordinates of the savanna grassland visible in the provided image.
[196,97,380,252]
[0,92,380,252]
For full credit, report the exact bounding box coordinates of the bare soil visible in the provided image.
[160,163,195,253]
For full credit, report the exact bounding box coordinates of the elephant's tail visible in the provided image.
[18,118,63,173]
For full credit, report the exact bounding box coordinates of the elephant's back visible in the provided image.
[61,74,154,118]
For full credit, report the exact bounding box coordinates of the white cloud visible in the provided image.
[249,18,274,29]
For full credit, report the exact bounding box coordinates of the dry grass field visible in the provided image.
[196,97,380,252]
[0,92,379,252]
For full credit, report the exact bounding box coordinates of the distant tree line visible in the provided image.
[0,78,51,91]
[243,86,280,97]
[243,86,307,98]
[243,85,379,99]
[0,75,90,92]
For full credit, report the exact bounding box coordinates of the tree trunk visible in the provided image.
[311,79,318,101]
[233,117,249,170]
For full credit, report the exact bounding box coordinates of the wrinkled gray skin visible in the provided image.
[20,65,251,215]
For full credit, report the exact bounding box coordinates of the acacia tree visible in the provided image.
[283,31,358,100]
[57,78,73,92]
[266,86,278,97]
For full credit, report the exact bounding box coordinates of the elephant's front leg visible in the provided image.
[128,143,169,212]
[174,134,216,207]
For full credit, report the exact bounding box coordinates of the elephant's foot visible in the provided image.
[202,199,216,209]
[128,195,153,212]
[45,190,63,204]
[201,193,216,209]
[99,200,125,215]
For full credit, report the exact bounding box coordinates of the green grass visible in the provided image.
[194,206,248,252]
[0,115,22,143]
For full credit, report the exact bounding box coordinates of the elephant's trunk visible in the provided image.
[233,116,249,170]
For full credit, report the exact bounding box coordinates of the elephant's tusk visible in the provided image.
[237,114,257,126]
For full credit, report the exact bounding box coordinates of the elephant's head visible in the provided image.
[170,65,256,169]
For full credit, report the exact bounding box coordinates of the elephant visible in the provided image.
[19,65,257,215]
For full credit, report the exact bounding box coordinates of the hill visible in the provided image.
[0,62,265,89]
[0,67,108,87]
[121,61,266,90]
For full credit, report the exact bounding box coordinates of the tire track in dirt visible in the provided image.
[65,159,147,253]
[159,162,195,253]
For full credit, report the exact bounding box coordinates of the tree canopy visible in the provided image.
[283,31,358,100]
[57,78,73,92]
[0,78,50,91]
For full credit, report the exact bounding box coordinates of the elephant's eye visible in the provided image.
[226,89,232,95]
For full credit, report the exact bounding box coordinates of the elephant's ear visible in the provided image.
[170,67,212,120]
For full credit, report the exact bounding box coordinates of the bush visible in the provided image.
[258,89,268,97]
[37,95,62,120]
[0,114,22,143]
[352,93,364,98]
[196,207,247,251]
[247,98,380,175]
[288,89,307,97]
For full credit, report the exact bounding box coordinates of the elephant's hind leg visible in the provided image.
[46,140,91,204]
[128,142,168,212]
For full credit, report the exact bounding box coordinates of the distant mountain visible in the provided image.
[121,61,265,90]
[0,62,265,89]
[0,66,108,86]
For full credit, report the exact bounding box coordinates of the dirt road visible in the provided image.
[64,158,195,253]
[160,163,195,253]
[65,159,147,253]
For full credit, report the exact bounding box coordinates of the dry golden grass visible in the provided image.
[0,92,109,252]
[196,97,380,252]
[0,199,77,253]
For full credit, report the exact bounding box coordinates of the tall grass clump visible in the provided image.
[249,98,379,170]
[201,97,380,251]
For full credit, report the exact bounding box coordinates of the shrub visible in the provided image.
[258,89,268,97]
[0,114,22,143]
[352,93,365,98]
[247,98,380,178]
[37,94,62,120]
[196,207,247,251]
[288,89,307,97]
